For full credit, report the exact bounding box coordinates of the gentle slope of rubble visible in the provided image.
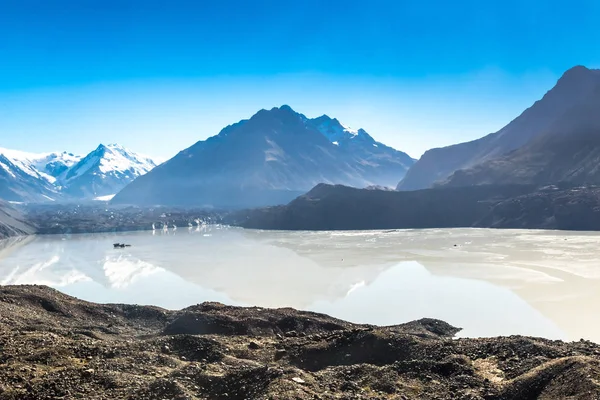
[1,285,599,399]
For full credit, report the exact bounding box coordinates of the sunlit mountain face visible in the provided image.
[0,144,157,202]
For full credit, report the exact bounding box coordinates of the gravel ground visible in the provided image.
[1,285,599,399]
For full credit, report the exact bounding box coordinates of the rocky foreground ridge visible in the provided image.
[1,286,600,399]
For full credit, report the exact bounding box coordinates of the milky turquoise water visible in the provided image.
[2,226,600,342]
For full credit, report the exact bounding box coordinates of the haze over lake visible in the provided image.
[1,226,598,342]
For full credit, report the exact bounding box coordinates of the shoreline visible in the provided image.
[1,285,600,399]
[3,228,600,346]
[10,224,600,239]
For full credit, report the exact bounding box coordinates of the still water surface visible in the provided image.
[1,226,599,342]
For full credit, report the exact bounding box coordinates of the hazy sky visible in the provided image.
[0,0,599,160]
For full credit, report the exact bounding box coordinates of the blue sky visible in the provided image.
[0,0,599,159]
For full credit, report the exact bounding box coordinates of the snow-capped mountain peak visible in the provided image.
[0,148,81,183]
[64,144,154,182]
[59,143,157,198]
[98,144,155,175]
[0,144,157,202]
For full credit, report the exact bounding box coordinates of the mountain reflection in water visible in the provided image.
[1,226,599,342]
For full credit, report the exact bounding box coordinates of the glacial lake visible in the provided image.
[1,226,600,342]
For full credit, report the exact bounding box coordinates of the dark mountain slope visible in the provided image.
[442,85,600,187]
[474,185,600,230]
[0,200,34,239]
[231,183,600,231]
[230,183,536,230]
[398,66,600,190]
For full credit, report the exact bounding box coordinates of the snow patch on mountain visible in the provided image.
[94,194,116,201]
[339,122,358,136]
[312,115,361,143]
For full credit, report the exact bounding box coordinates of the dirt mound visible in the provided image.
[1,285,600,399]
[165,302,354,336]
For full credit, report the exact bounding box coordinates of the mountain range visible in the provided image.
[113,66,600,211]
[5,65,600,222]
[111,105,415,208]
[233,66,600,231]
[0,144,156,203]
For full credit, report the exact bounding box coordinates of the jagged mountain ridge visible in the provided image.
[397,65,600,190]
[0,144,157,202]
[312,114,416,186]
[60,144,156,199]
[111,105,415,208]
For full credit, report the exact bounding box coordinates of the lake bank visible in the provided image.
[231,184,600,231]
[22,203,223,235]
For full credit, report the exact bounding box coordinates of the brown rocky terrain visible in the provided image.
[1,285,600,399]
